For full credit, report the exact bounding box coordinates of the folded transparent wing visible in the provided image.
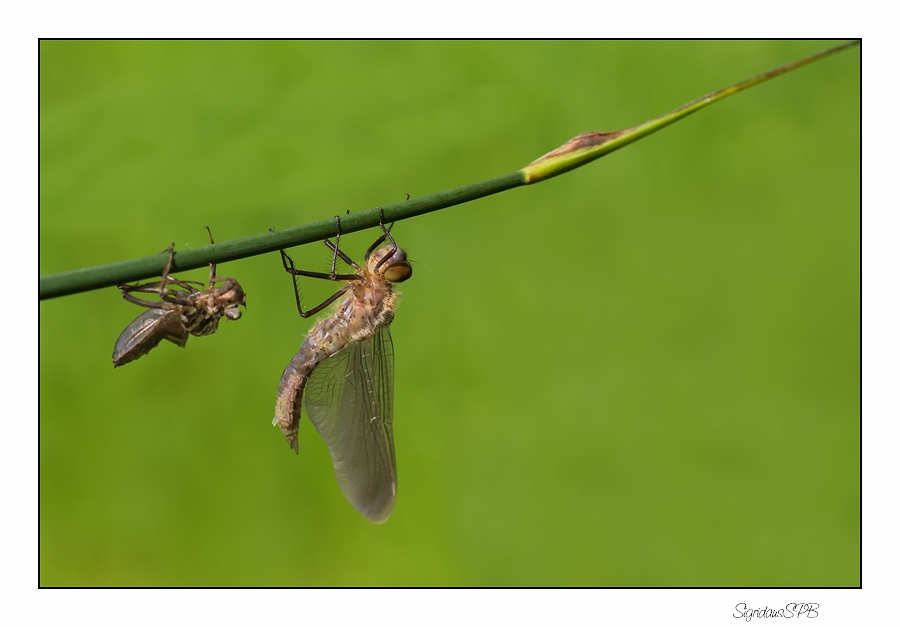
[303,325,397,523]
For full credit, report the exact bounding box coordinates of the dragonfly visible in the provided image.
[112,227,246,367]
[274,211,412,524]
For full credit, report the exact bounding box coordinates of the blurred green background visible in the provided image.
[39,41,859,586]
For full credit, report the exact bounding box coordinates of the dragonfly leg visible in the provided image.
[120,281,195,307]
[120,290,180,310]
[204,226,218,288]
[201,226,242,300]
[118,244,187,307]
[325,238,361,271]
[278,248,354,318]
[152,243,177,301]
[364,208,395,261]
[207,277,237,300]
[119,279,194,296]
[328,215,340,276]
[278,248,358,283]
[157,243,210,306]
[373,208,399,273]
[323,214,361,273]
[164,277,203,291]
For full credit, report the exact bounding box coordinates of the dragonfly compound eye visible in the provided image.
[383,260,412,283]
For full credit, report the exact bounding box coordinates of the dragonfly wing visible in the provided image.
[303,325,397,523]
[112,308,188,367]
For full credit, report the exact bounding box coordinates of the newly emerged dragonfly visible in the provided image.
[112,227,246,367]
[274,212,412,523]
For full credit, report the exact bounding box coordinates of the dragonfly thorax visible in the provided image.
[181,281,246,333]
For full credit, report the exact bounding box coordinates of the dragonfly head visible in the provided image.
[369,245,412,283]
[221,281,247,320]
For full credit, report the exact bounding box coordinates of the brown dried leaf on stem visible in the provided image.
[528,130,629,166]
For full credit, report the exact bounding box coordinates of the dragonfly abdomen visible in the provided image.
[112,307,189,367]
[274,314,350,453]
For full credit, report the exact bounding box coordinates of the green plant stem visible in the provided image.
[39,172,526,300]
[39,40,858,301]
